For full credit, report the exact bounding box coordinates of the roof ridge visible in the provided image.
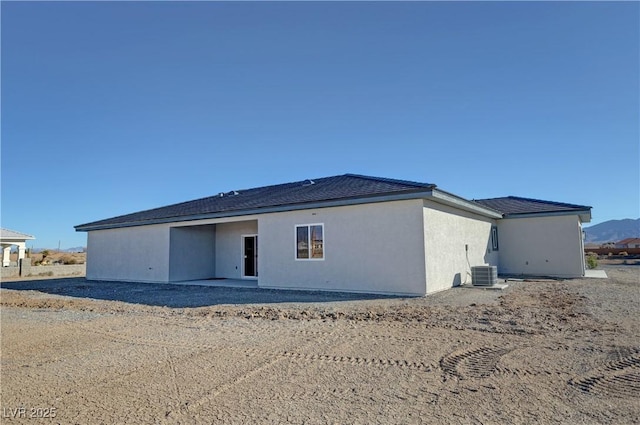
[344,173,435,188]
[505,195,591,209]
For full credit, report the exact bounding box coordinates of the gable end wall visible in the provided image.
[258,199,427,295]
[497,215,584,277]
[423,200,499,293]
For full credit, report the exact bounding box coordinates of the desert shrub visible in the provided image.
[41,250,50,258]
[586,253,598,269]
[60,256,77,265]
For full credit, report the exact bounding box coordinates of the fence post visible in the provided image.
[19,258,31,277]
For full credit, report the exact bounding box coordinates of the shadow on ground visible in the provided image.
[0,278,400,308]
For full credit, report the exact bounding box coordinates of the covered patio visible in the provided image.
[1,228,35,267]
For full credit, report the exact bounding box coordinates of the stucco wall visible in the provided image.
[1,264,86,279]
[258,200,427,295]
[497,215,584,277]
[86,224,170,282]
[0,266,20,278]
[423,201,498,294]
[169,225,216,282]
[215,220,258,279]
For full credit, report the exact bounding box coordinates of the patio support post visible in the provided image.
[2,245,11,267]
[17,242,26,261]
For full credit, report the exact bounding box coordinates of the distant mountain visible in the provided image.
[584,219,640,243]
[64,247,87,253]
[31,247,86,253]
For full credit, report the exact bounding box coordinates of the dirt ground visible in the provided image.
[1,267,638,424]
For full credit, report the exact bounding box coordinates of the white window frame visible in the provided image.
[295,223,325,261]
[491,226,499,251]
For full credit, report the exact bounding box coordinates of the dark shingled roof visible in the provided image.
[473,196,591,216]
[76,174,436,230]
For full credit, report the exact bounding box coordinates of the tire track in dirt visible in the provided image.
[1,345,110,372]
[168,324,345,420]
[164,347,187,415]
[81,324,291,352]
[440,346,513,379]
[570,348,640,398]
[82,325,544,379]
[439,345,576,379]
[293,329,436,344]
[51,324,289,408]
[88,326,438,371]
[167,351,289,421]
[282,350,436,371]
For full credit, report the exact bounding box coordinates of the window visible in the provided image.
[491,226,499,251]
[296,224,324,260]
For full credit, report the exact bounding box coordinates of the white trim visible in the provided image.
[241,234,258,279]
[431,189,503,219]
[491,226,499,251]
[294,223,325,261]
[502,210,592,222]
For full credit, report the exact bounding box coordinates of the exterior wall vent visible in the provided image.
[471,266,498,286]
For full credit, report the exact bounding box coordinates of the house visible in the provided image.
[615,238,640,249]
[1,228,35,267]
[75,174,592,296]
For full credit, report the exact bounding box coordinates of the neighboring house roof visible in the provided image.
[473,196,591,221]
[76,174,440,231]
[617,237,640,245]
[1,228,35,241]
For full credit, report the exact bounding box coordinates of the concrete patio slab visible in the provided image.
[167,278,259,288]
[584,269,608,279]
[460,283,509,290]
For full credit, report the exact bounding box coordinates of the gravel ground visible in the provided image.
[1,267,638,424]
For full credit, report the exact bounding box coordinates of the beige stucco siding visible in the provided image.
[215,220,258,279]
[258,199,427,295]
[497,215,584,277]
[87,224,170,282]
[423,201,498,293]
[168,225,216,282]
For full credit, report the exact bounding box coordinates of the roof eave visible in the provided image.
[1,236,36,242]
[503,209,592,222]
[75,188,437,232]
[429,189,504,219]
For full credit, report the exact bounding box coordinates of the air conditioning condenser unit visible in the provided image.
[471,266,498,286]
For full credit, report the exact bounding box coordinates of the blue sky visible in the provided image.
[2,1,638,249]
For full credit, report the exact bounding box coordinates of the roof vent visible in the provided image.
[226,190,240,196]
[303,179,315,186]
[218,192,225,197]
